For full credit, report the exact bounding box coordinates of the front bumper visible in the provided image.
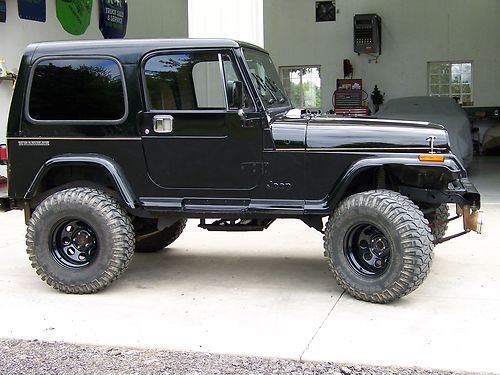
[400,177,483,240]
[400,177,481,210]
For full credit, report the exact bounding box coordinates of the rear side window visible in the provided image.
[144,51,225,110]
[28,58,127,122]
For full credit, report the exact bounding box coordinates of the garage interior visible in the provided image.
[0,1,499,374]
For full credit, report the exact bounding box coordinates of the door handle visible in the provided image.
[153,115,173,133]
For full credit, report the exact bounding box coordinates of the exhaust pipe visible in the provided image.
[459,205,484,234]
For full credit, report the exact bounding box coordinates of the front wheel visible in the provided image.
[324,190,433,303]
[26,188,135,294]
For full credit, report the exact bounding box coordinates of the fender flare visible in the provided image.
[327,155,463,208]
[25,154,137,209]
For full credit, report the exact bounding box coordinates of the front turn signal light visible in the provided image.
[418,154,445,162]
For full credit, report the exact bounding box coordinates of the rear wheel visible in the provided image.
[324,190,433,303]
[135,218,187,253]
[26,188,135,294]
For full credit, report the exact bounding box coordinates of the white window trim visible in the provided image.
[427,60,473,106]
[279,65,321,110]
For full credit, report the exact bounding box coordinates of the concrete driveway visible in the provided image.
[0,158,498,374]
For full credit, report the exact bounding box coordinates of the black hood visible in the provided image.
[307,116,449,151]
[270,113,450,153]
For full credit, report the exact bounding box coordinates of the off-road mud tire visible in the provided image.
[324,189,433,303]
[425,204,450,242]
[26,188,135,294]
[135,219,187,253]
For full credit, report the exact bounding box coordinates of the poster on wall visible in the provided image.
[315,1,336,22]
[99,0,128,39]
[0,1,6,23]
[56,0,92,35]
[18,0,46,22]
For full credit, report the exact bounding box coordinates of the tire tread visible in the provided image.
[323,189,433,303]
[26,187,135,294]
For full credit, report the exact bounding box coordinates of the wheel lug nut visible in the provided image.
[78,254,86,261]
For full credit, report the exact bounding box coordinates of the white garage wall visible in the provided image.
[264,0,500,112]
[0,0,188,175]
[188,0,263,47]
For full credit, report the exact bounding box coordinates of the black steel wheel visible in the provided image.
[324,190,433,303]
[26,187,135,294]
[50,219,98,268]
[344,223,391,277]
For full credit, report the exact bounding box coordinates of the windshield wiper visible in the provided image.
[252,73,277,104]
[265,76,287,104]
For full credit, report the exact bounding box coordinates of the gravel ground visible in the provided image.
[0,339,481,375]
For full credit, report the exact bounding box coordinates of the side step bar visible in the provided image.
[199,218,274,232]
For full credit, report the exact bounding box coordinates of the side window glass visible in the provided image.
[222,54,253,111]
[144,52,225,110]
[29,58,126,122]
[192,61,225,108]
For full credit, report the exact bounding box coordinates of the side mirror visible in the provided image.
[226,80,244,109]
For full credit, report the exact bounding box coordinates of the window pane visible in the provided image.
[280,66,320,109]
[430,84,440,95]
[451,84,461,94]
[438,85,449,95]
[463,63,472,75]
[192,61,225,108]
[461,71,471,84]
[429,64,440,75]
[428,61,472,103]
[145,52,224,110]
[440,64,450,76]
[29,59,125,121]
[430,75,440,85]
[438,73,450,84]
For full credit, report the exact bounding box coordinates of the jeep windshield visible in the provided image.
[243,48,291,110]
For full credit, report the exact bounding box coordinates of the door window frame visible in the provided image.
[141,49,253,114]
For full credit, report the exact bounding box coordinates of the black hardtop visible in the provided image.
[26,38,267,65]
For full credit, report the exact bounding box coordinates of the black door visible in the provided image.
[140,50,262,194]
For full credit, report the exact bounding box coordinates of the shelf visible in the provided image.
[0,74,17,87]
[0,74,16,81]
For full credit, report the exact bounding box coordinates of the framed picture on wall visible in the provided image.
[316,1,336,22]
[18,0,46,22]
[0,1,6,23]
[56,0,92,35]
[99,0,128,39]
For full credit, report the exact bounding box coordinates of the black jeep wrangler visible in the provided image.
[0,39,482,303]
